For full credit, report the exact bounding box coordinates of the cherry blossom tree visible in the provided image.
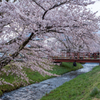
[0,0,99,85]
[42,3,100,53]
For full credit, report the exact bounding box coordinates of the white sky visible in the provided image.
[87,0,100,16]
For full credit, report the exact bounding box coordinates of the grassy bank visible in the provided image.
[41,65,100,100]
[49,62,82,75]
[0,62,83,96]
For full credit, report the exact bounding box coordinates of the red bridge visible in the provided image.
[52,52,100,63]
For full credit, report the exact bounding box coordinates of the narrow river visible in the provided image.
[0,63,99,100]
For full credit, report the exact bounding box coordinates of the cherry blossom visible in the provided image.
[0,0,99,85]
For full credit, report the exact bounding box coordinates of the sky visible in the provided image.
[87,0,100,34]
[87,0,100,16]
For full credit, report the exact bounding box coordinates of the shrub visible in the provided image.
[61,62,73,68]
[90,87,99,97]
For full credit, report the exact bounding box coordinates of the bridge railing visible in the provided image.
[53,52,100,60]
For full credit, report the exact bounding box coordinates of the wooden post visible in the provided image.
[66,51,67,58]
[69,52,71,59]
[64,51,66,58]
[77,52,79,59]
[83,52,85,59]
[62,52,64,58]
[75,53,77,59]
[90,53,92,59]
[72,52,74,59]
[94,53,96,59]
[99,51,100,66]
[88,53,90,59]
[67,52,69,59]
[74,52,75,59]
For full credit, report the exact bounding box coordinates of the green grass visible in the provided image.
[49,62,83,75]
[0,62,83,96]
[41,65,100,100]
[24,67,53,84]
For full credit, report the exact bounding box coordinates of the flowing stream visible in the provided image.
[0,63,99,100]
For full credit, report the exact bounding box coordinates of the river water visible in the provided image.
[0,63,99,100]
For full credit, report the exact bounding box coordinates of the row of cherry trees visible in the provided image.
[0,0,100,86]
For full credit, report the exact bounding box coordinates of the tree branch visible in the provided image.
[11,32,34,58]
[32,0,46,11]
[42,0,69,19]
[42,0,95,19]
[0,32,34,70]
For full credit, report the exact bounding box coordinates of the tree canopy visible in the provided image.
[0,0,100,85]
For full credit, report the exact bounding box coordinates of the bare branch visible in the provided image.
[42,0,69,19]
[32,0,46,11]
